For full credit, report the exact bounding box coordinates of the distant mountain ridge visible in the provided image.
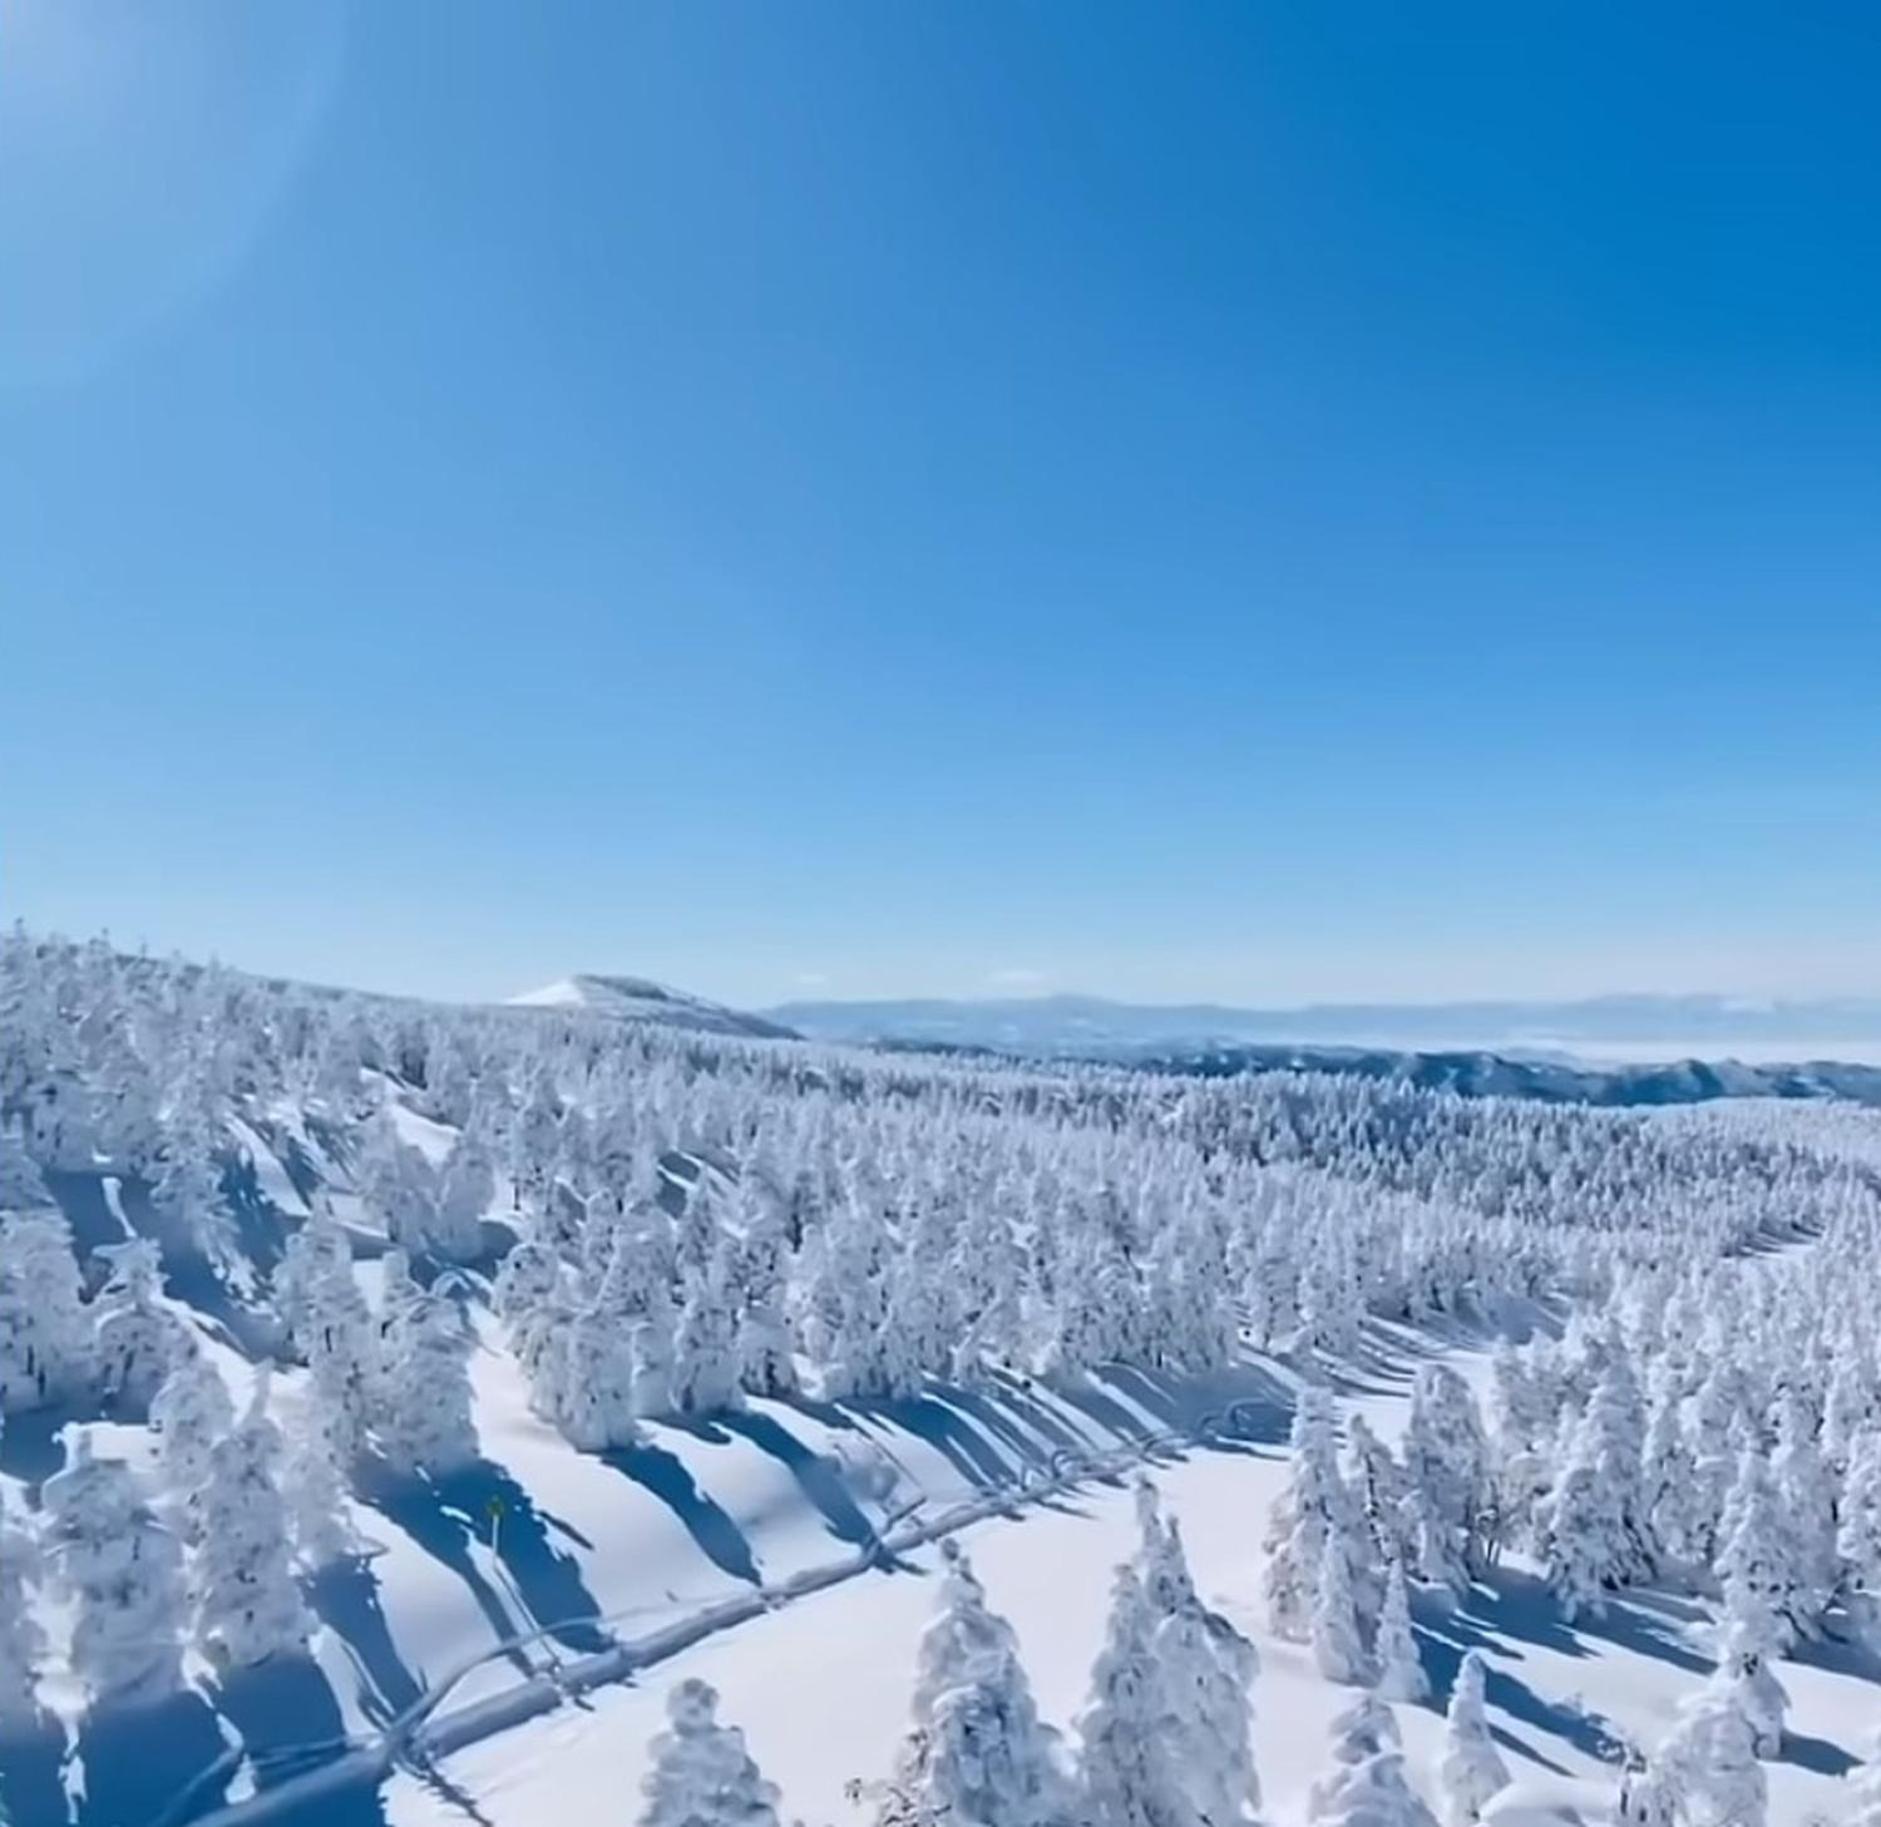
[767,990,1881,1057]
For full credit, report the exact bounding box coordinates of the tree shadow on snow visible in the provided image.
[209,1649,388,1824]
[716,1410,877,1549]
[355,1458,589,1674]
[0,1713,71,1827]
[1781,1730,1859,1778]
[307,1557,424,1730]
[599,1442,763,1588]
[75,1688,229,1827]
[0,1404,72,1488]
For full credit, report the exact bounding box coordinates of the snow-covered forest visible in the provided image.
[5,927,1881,1827]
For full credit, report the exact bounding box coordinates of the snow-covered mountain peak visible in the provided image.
[507,972,795,1039]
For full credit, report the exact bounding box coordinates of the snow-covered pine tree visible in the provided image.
[1266,1383,1354,1641]
[0,1209,93,1412]
[1716,1451,1796,1650]
[670,1245,745,1418]
[1438,1650,1509,1827]
[882,1541,1071,1827]
[1654,1688,1766,1827]
[192,1378,312,1667]
[40,1434,186,1708]
[1308,1693,1439,1827]
[92,1238,194,1412]
[1077,1563,1191,1827]
[1708,1606,1788,1761]
[1838,1428,1881,1600]
[1402,1364,1491,1594]
[0,1490,45,1730]
[280,1393,358,1570]
[1313,1519,1369,1685]
[1132,1486,1260,1827]
[149,1351,233,1543]
[377,1288,478,1476]
[1770,1393,1836,1638]
[1374,1554,1429,1703]
[638,1678,781,1827]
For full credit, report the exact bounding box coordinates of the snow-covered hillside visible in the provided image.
[5,930,1881,1827]
[507,974,796,1040]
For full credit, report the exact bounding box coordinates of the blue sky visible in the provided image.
[5,2,1879,1007]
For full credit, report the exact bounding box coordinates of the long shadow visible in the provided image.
[434,1460,609,1654]
[1572,1595,1710,1677]
[1782,1730,1859,1778]
[1484,1664,1621,1768]
[599,1442,763,1587]
[1459,1568,1593,1664]
[76,1689,230,1827]
[307,1558,423,1730]
[210,1653,389,1825]
[0,1713,71,1827]
[853,1394,1020,1494]
[0,1405,72,1488]
[110,1176,282,1360]
[716,1410,876,1548]
[354,1464,535,1679]
[42,1169,129,1256]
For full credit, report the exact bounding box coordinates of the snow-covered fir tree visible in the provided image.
[92,1238,194,1412]
[0,1491,45,1730]
[1438,1650,1509,1827]
[192,1378,313,1667]
[1266,1384,1354,1641]
[149,1350,233,1543]
[1077,1562,1192,1827]
[638,1678,780,1827]
[1308,1693,1439,1827]
[0,1209,93,1412]
[1374,1554,1429,1703]
[40,1434,187,1708]
[377,1286,479,1476]
[881,1541,1070,1827]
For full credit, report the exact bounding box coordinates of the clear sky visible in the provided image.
[5,2,1879,1009]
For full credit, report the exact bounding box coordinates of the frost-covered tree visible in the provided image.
[1403,1365,1490,1593]
[884,1541,1070,1827]
[1716,1453,1795,1650]
[41,1435,186,1708]
[0,1209,93,1411]
[638,1678,780,1827]
[1077,1563,1191,1827]
[378,1289,478,1476]
[1374,1555,1429,1703]
[1438,1651,1508,1827]
[92,1239,195,1412]
[1770,1395,1836,1637]
[1654,1689,1766,1827]
[1308,1694,1439,1827]
[149,1351,233,1543]
[193,1380,312,1667]
[0,1492,45,1730]
[1838,1429,1881,1599]
[1266,1384,1354,1641]
[1133,1487,1259,1827]
[1313,1520,1369,1685]
[1707,1608,1787,1761]
[281,1394,358,1569]
[670,1248,745,1418]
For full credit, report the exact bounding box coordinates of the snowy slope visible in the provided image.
[385,1348,1881,1827]
[507,974,796,1039]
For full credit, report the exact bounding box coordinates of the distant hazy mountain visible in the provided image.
[512,973,797,1040]
[766,991,1881,1063]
